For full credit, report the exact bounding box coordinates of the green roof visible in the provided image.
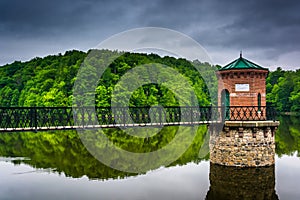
[219,54,268,71]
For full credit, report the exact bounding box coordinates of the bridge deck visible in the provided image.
[0,121,222,132]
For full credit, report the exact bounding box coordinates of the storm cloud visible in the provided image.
[1,0,300,70]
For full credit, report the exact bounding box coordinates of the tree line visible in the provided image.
[266,67,300,112]
[0,49,299,112]
[0,50,214,107]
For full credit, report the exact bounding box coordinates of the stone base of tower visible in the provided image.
[210,121,279,167]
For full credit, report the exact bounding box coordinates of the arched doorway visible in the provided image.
[221,89,230,120]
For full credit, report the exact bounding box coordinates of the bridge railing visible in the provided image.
[222,106,277,121]
[0,107,74,130]
[72,106,220,126]
[0,106,277,131]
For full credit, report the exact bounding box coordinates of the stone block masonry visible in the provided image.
[210,121,279,167]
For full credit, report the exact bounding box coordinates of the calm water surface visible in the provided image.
[0,116,299,200]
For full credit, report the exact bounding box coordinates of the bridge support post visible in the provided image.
[210,121,279,167]
[34,107,37,132]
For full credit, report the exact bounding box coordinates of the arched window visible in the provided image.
[258,93,261,112]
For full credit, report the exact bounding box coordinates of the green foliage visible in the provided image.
[0,49,216,107]
[0,50,86,107]
[266,68,300,112]
[91,51,215,107]
[1,49,299,112]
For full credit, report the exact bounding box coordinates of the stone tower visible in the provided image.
[210,54,279,167]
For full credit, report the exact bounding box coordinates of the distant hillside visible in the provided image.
[266,67,300,112]
[0,50,86,106]
[1,50,297,111]
[0,50,216,107]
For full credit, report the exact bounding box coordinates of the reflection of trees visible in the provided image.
[206,164,278,200]
[0,115,299,179]
[276,116,300,157]
[0,130,132,180]
[0,125,208,180]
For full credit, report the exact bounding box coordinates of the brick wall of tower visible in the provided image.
[217,69,268,107]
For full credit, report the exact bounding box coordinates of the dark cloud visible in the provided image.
[0,0,140,37]
[134,0,300,68]
[217,1,300,48]
[0,0,299,69]
[138,0,300,49]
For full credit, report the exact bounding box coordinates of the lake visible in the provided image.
[0,116,299,200]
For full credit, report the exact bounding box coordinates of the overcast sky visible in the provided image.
[1,0,300,70]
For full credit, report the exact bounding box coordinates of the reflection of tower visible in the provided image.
[206,164,278,200]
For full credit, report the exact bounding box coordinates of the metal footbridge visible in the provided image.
[0,106,276,132]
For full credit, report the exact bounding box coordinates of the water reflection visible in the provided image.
[206,164,278,200]
[276,115,300,157]
[0,125,209,180]
[1,115,299,179]
[0,115,300,199]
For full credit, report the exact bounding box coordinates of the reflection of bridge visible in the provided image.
[0,106,277,132]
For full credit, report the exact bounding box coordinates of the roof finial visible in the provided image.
[240,50,242,58]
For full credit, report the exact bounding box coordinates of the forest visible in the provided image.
[0,49,299,113]
[266,67,300,112]
[0,49,214,108]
